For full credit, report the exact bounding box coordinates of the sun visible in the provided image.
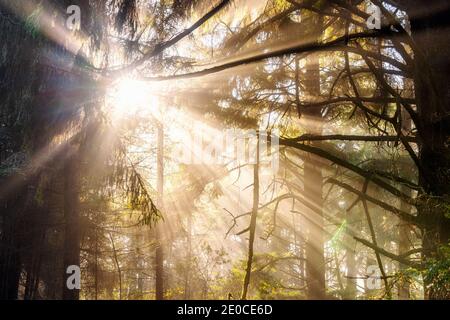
[109,77,156,116]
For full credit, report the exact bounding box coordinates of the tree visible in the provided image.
[1,0,449,300]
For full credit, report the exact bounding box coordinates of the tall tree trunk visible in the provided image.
[397,203,411,299]
[62,151,81,300]
[345,210,357,299]
[94,226,99,300]
[184,210,192,299]
[398,106,413,300]
[0,174,39,299]
[303,16,325,298]
[304,153,325,299]
[24,207,46,300]
[155,122,164,300]
[241,132,260,300]
[399,0,450,299]
[109,232,122,300]
[0,203,22,300]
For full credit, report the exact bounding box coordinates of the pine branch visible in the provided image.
[288,134,417,143]
[110,0,231,76]
[354,236,419,267]
[279,138,415,205]
[140,28,398,81]
[326,178,417,223]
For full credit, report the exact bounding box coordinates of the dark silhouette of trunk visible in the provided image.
[94,226,99,300]
[109,232,122,300]
[0,199,22,300]
[345,210,357,299]
[241,132,260,300]
[154,225,164,300]
[0,173,40,299]
[398,196,411,299]
[397,0,450,298]
[398,106,413,300]
[24,207,46,300]
[0,12,46,297]
[291,209,306,290]
[155,122,164,300]
[62,152,81,300]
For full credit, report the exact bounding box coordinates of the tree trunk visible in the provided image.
[398,107,413,300]
[402,0,450,299]
[398,211,411,299]
[345,210,357,299]
[303,17,326,298]
[109,232,122,300]
[62,152,81,300]
[155,123,165,300]
[0,174,39,299]
[0,207,21,300]
[184,210,192,299]
[241,132,260,300]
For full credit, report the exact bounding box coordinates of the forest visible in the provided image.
[0,0,449,301]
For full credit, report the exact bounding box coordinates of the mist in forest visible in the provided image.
[0,0,449,301]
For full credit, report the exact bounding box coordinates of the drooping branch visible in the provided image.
[229,6,298,52]
[354,43,419,126]
[109,0,231,76]
[298,96,415,110]
[370,170,420,191]
[278,139,415,205]
[354,236,419,267]
[288,134,417,143]
[326,178,417,223]
[287,0,367,29]
[140,28,398,81]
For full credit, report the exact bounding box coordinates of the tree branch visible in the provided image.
[354,236,419,267]
[289,134,417,143]
[140,28,398,81]
[279,139,415,205]
[326,178,417,223]
[109,0,231,76]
